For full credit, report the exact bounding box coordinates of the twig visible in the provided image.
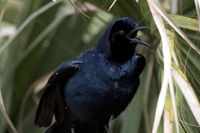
[0,106,18,133]
[0,0,8,28]
[0,78,5,111]
[81,1,109,25]
[138,10,150,25]
[0,78,18,133]
[108,0,117,11]
[194,0,200,32]
[0,0,8,43]
[68,0,91,19]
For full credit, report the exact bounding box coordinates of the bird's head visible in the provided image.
[96,17,150,62]
[108,17,150,50]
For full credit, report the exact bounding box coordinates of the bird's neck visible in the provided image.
[108,47,136,64]
[95,41,136,64]
[95,33,137,64]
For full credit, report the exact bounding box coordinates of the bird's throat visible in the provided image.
[108,47,136,64]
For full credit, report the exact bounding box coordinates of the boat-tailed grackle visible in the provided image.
[34,17,150,133]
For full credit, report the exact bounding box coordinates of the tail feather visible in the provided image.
[45,111,109,133]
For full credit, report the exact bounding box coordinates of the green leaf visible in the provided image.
[151,14,199,34]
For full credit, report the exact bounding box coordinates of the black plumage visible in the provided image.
[34,17,150,133]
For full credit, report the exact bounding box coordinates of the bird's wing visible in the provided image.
[34,59,82,127]
[135,53,146,76]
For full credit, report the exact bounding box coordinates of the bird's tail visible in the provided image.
[45,110,70,133]
[45,110,109,133]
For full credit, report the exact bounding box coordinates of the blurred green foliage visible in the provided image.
[0,0,200,133]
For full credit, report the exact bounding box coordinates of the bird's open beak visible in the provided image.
[127,26,151,47]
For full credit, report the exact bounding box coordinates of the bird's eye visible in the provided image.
[120,30,125,35]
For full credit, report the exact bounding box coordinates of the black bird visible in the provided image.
[34,17,150,133]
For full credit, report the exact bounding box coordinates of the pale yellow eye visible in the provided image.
[120,30,125,35]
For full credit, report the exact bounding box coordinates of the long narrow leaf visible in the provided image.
[147,1,170,133]
[147,1,179,133]
[13,15,64,70]
[166,30,179,133]
[171,0,178,14]
[194,0,200,32]
[144,52,154,133]
[0,0,62,55]
[172,64,200,125]
[164,109,173,133]
[149,0,200,55]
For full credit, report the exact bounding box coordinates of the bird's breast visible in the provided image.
[64,55,138,122]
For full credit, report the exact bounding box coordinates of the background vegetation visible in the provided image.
[0,0,200,133]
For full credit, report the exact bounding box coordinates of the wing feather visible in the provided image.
[34,59,82,127]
